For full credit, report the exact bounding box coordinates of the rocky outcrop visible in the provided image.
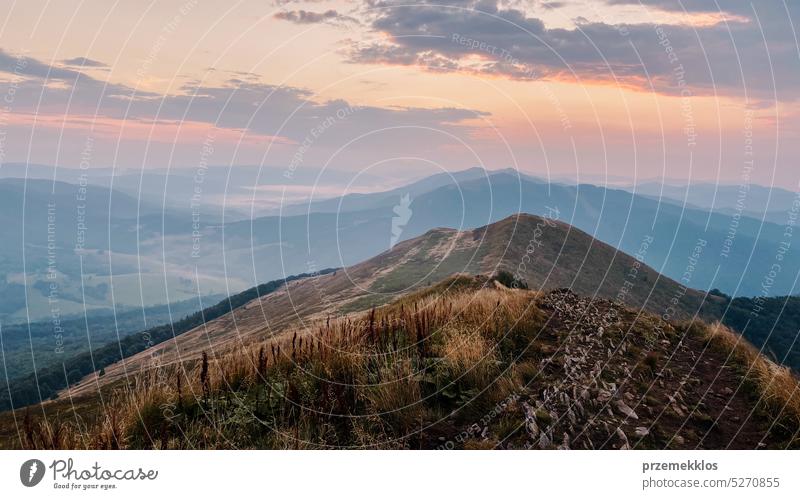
[486,290,781,449]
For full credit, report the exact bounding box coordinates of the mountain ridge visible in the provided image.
[57,212,716,400]
[6,276,799,449]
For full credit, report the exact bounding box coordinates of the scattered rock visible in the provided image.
[538,432,552,449]
[616,428,630,449]
[615,400,638,420]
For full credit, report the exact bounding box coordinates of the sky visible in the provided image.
[0,0,798,190]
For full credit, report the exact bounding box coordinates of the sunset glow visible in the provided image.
[0,0,797,188]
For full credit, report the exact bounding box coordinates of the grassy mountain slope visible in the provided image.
[58,213,717,401]
[704,293,800,370]
[6,278,798,449]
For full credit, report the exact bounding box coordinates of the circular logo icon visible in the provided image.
[20,459,45,487]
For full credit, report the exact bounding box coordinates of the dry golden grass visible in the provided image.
[702,322,800,441]
[440,328,496,387]
[364,358,424,430]
[51,281,540,448]
[13,279,799,450]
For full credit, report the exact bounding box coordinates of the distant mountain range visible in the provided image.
[627,181,799,225]
[2,167,798,326]
[0,162,391,219]
[0,177,233,323]
[230,168,799,297]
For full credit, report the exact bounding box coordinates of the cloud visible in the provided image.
[60,57,108,68]
[0,49,85,81]
[349,0,800,100]
[605,0,749,15]
[0,51,488,148]
[271,0,328,5]
[274,9,356,25]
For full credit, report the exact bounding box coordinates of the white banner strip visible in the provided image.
[1,450,798,498]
